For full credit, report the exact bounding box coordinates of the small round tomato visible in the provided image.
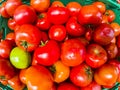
[70,63,93,87]
[61,38,86,66]
[104,10,116,23]
[25,65,53,90]
[8,74,25,90]
[85,43,107,68]
[66,1,82,16]
[30,0,50,12]
[80,81,102,90]
[13,5,37,25]
[78,5,102,25]
[33,40,60,66]
[15,24,42,52]
[93,23,115,45]
[57,82,79,90]
[0,39,13,58]
[51,1,65,7]
[47,7,70,25]
[50,60,70,83]
[5,0,22,16]
[7,18,17,30]
[19,69,27,84]
[94,63,118,86]
[36,12,51,30]
[49,25,67,41]
[66,16,85,36]
[92,1,106,14]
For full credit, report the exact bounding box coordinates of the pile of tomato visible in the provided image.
[0,0,120,90]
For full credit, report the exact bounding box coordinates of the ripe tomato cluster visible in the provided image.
[0,0,120,90]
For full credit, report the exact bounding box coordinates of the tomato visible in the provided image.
[36,12,51,30]
[13,5,37,25]
[61,38,86,66]
[78,5,102,25]
[15,24,42,52]
[50,60,70,83]
[93,23,115,45]
[104,10,116,23]
[25,65,53,90]
[105,43,118,59]
[80,81,102,90]
[51,1,65,7]
[30,0,50,12]
[77,37,89,46]
[94,63,118,86]
[0,2,10,18]
[66,16,85,36]
[85,43,107,68]
[70,63,93,87]
[0,59,16,84]
[19,69,27,84]
[47,7,70,25]
[110,22,120,37]
[0,39,13,58]
[7,18,17,30]
[66,2,82,16]
[41,31,49,43]
[117,34,120,48]
[57,82,79,90]
[5,0,22,16]
[49,25,67,41]
[10,47,31,69]
[8,74,25,90]
[92,1,106,14]
[33,40,60,66]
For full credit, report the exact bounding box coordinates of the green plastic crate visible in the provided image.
[0,0,120,90]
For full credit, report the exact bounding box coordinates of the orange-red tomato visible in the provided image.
[25,65,53,90]
[51,1,65,7]
[19,69,27,84]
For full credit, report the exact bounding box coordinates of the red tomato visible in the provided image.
[36,12,51,30]
[78,5,102,25]
[25,65,53,90]
[94,63,118,86]
[19,69,27,84]
[93,23,115,45]
[47,7,70,25]
[61,38,86,66]
[0,59,16,83]
[13,5,37,25]
[33,40,60,66]
[57,82,79,90]
[7,18,17,30]
[66,2,82,16]
[15,24,42,52]
[5,0,22,16]
[70,63,93,87]
[49,25,67,41]
[41,31,49,43]
[85,43,107,68]
[30,0,50,12]
[0,40,13,58]
[80,81,102,90]
[66,16,85,36]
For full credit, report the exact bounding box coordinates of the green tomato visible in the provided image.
[10,47,31,69]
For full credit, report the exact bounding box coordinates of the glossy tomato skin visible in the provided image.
[70,63,93,87]
[85,43,107,68]
[57,82,79,90]
[0,40,13,59]
[15,24,42,52]
[5,0,22,16]
[49,25,67,41]
[61,38,86,66]
[94,63,118,87]
[93,23,115,45]
[25,65,53,90]
[13,5,37,25]
[66,16,85,36]
[36,12,51,31]
[33,40,60,66]
[47,7,70,25]
[8,18,17,30]
[78,5,102,25]
[80,81,101,90]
